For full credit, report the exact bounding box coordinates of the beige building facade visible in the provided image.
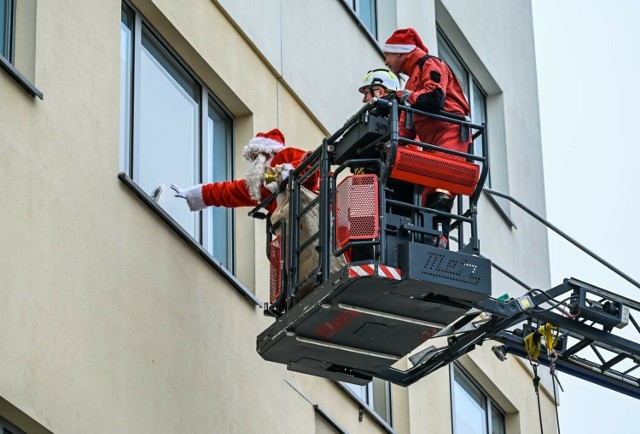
[1,0,557,433]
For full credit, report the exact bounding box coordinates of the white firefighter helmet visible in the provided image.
[358,68,400,93]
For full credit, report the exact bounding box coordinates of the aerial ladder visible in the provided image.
[248,98,640,400]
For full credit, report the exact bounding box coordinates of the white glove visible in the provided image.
[171,183,206,211]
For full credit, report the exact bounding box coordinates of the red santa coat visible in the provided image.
[201,147,317,213]
[399,48,471,162]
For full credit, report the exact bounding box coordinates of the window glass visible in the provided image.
[343,382,369,402]
[120,6,133,173]
[452,367,487,434]
[452,365,505,434]
[471,81,486,129]
[371,377,391,423]
[120,4,235,270]
[206,102,232,268]
[437,37,469,97]
[490,403,506,434]
[343,380,392,425]
[344,0,377,38]
[471,79,489,184]
[137,28,200,236]
[438,32,490,182]
[1,0,13,60]
[356,0,377,37]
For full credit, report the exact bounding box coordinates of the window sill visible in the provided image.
[333,382,395,434]
[0,55,43,100]
[118,172,261,307]
[314,405,348,434]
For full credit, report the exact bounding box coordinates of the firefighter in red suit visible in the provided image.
[171,128,317,212]
[383,28,472,248]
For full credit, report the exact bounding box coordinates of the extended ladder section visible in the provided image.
[407,278,640,399]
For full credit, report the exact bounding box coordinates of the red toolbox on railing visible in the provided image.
[389,147,479,196]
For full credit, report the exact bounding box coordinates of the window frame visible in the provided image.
[338,0,382,52]
[436,25,515,228]
[1,0,16,62]
[343,0,377,39]
[0,0,42,99]
[0,414,26,434]
[437,29,489,178]
[336,381,394,432]
[450,363,506,434]
[119,1,257,305]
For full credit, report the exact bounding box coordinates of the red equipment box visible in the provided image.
[389,147,480,196]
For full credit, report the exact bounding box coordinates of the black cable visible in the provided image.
[552,374,561,434]
[533,364,544,434]
[531,296,578,314]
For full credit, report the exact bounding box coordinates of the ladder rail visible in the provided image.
[483,187,640,290]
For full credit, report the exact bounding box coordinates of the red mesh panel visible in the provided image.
[389,147,480,196]
[269,236,283,304]
[335,174,379,249]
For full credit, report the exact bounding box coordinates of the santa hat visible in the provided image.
[382,28,429,54]
[242,128,286,160]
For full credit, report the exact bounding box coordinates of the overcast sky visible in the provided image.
[532,1,640,432]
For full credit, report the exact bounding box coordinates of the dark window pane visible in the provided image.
[471,80,489,185]
[490,403,505,434]
[1,0,13,60]
[437,36,469,97]
[206,102,232,268]
[119,5,133,172]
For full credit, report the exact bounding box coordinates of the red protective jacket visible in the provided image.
[399,48,471,162]
[201,148,318,213]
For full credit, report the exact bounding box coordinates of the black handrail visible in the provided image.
[483,187,640,290]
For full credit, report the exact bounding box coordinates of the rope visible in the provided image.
[532,363,544,434]
[549,353,563,434]
[552,373,561,434]
[524,323,561,434]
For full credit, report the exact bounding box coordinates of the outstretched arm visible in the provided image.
[171,179,258,211]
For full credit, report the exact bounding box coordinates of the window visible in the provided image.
[120,3,234,270]
[0,0,14,61]
[343,378,392,425]
[437,30,489,185]
[0,414,26,434]
[343,0,377,38]
[451,364,505,434]
[0,0,41,98]
[437,27,515,224]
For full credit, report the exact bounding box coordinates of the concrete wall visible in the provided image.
[0,0,554,433]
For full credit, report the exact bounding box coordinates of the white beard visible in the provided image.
[245,154,268,202]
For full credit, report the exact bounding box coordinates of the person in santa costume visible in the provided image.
[171,128,317,213]
[382,28,472,248]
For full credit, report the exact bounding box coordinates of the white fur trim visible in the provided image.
[280,163,295,182]
[264,181,279,193]
[184,184,206,211]
[242,137,285,161]
[382,43,416,54]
